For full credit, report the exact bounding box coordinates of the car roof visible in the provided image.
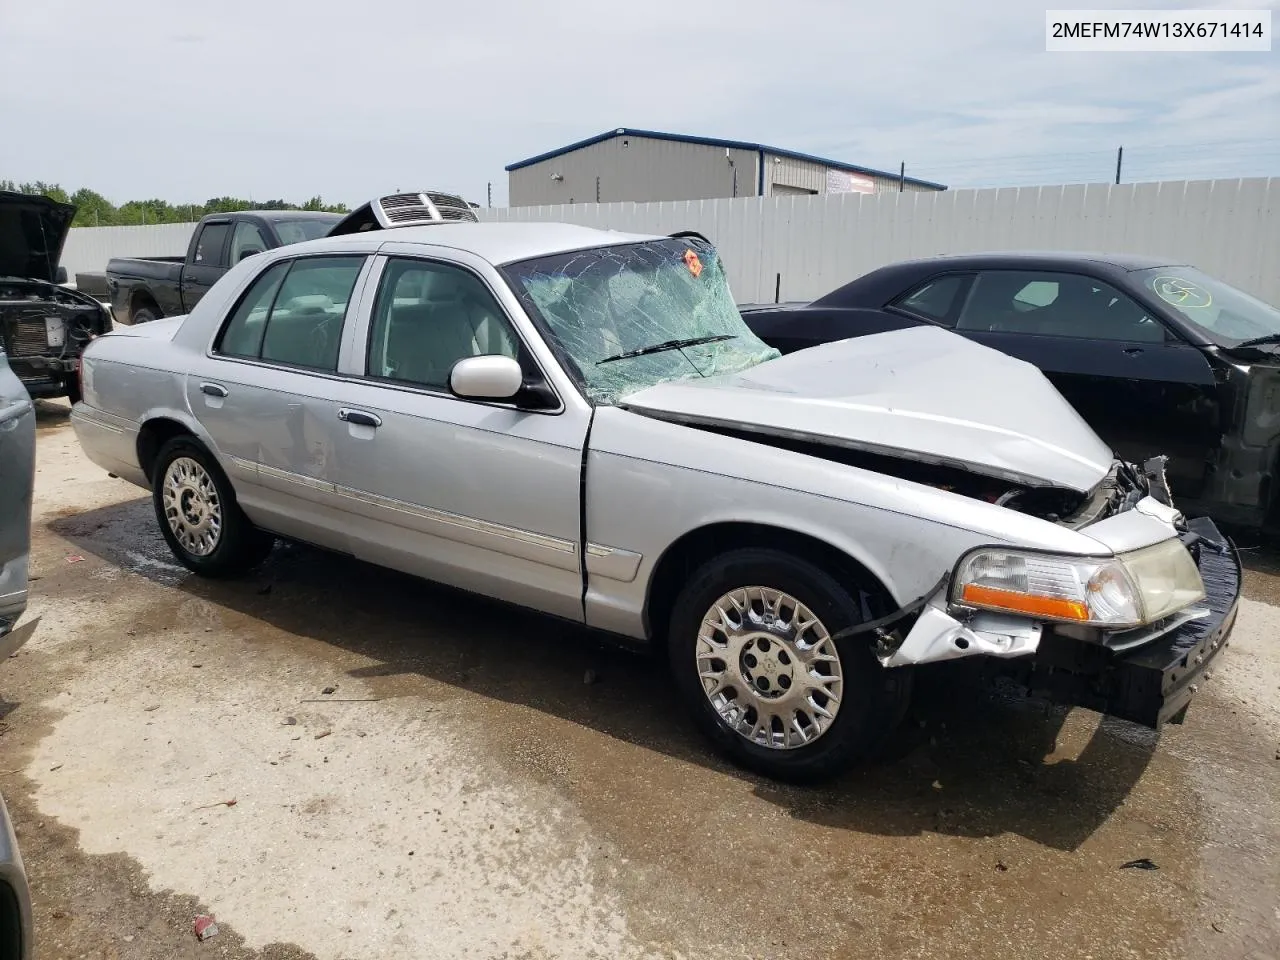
[239,210,344,221]
[277,220,664,266]
[873,251,1185,273]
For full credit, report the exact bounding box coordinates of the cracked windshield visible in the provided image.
[504,237,779,403]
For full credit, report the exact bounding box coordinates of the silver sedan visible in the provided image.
[70,198,1240,781]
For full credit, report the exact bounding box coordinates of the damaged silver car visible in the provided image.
[69,208,1241,781]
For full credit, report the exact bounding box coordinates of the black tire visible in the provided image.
[132,303,160,325]
[668,548,912,783]
[151,436,274,578]
[64,380,82,406]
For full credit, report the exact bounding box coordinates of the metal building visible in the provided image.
[505,128,946,207]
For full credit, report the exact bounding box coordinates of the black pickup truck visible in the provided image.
[105,210,341,325]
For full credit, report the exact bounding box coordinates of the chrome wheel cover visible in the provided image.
[161,457,223,557]
[696,586,844,750]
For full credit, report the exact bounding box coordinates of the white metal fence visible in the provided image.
[61,222,197,280]
[481,178,1280,305]
[62,178,1279,306]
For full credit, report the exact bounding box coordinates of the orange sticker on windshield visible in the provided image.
[683,249,703,278]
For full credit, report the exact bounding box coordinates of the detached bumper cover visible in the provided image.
[1007,516,1240,729]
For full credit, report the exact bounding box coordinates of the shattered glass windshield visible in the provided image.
[503,237,780,404]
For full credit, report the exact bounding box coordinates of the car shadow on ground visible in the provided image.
[49,497,1161,854]
[32,399,71,427]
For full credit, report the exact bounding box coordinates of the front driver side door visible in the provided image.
[954,269,1220,497]
[324,255,590,622]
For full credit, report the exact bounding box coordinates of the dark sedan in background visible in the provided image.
[742,253,1280,532]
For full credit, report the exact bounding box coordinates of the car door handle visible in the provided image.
[338,408,381,428]
[200,382,228,398]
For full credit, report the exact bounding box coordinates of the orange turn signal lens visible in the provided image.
[960,584,1090,621]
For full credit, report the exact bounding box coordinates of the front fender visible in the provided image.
[582,407,1101,640]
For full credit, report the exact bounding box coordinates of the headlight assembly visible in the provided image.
[952,539,1205,628]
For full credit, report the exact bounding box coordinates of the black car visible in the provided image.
[741,253,1280,531]
[0,192,113,403]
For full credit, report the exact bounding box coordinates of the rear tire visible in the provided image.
[151,437,274,578]
[131,303,160,325]
[64,381,82,406]
[668,548,911,783]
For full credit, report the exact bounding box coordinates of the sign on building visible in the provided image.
[826,170,877,195]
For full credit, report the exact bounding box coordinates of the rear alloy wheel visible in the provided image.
[151,437,274,577]
[669,548,911,782]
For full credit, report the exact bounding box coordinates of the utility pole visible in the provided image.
[487,182,492,208]
[1115,146,1124,185]
[899,162,906,192]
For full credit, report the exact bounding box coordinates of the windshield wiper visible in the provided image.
[1231,333,1280,350]
[598,334,736,364]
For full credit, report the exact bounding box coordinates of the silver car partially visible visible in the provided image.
[68,210,1239,782]
[0,345,35,960]
[0,347,35,639]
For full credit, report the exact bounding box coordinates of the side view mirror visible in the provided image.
[238,248,264,263]
[449,355,524,401]
[54,266,68,284]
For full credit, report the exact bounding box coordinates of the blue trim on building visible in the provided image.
[504,127,948,191]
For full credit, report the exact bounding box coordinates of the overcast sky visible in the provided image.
[1,0,1276,207]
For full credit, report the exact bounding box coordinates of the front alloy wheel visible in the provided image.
[669,548,911,782]
[697,587,844,749]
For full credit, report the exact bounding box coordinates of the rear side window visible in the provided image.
[893,275,968,324]
[192,222,230,266]
[217,261,290,359]
[215,256,365,371]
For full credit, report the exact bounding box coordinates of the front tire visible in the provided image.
[151,437,274,578]
[668,548,911,783]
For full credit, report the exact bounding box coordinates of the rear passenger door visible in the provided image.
[181,219,233,311]
[953,269,1220,496]
[185,254,373,548]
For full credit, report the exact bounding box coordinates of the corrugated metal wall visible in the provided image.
[61,222,197,278]
[509,136,761,206]
[481,178,1280,305]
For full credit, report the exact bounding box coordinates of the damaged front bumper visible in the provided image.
[876,515,1241,730]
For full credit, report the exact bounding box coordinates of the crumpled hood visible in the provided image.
[0,191,75,284]
[619,325,1115,492]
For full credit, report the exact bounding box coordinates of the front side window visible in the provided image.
[215,256,364,371]
[956,270,1168,343]
[504,238,779,404]
[366,258,519,390]
[193,222,230,266]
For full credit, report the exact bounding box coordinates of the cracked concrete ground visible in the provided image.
[1,400,1277,960]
